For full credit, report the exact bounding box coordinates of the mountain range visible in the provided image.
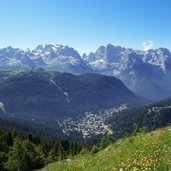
[1,44,171,100]
[0,69,138,119]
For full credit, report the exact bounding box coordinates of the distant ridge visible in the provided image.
[1,44,171,100]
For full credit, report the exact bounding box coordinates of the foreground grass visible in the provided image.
[39,126,171,171]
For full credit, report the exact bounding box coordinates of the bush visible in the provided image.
[91,145,99,154]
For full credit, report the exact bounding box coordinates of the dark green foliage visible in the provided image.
[91,145,99,154]
[0,128,84,171]
[6,132,13,146]
[0,116,66,141]
[5,139,45,171]
[57,142,65,160]
[22,140,45,170]
[107,98,171,139]
[132,124,144,136]
[28,134,33,142]
[0,152,8,171]
[48,143,59,162]
[5,139,29,171]
[99,134,112,150]
[99,136,107,150]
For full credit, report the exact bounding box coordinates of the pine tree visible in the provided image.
[57,142,65,160]
[0,151,8,171]
[48,143,58,162]
[28,134,33,143]
[5,139,28,171]
[5,139,46,171]
[99,136,107,150]
[6,132,13,146]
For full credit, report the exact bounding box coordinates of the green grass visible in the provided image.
[39,126,171,171]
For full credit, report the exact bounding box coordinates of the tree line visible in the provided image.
[0,129,84,171]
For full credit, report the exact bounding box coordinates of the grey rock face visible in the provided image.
[85,44,171,100]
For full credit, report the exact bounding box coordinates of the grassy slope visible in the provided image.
[39,126,171,171]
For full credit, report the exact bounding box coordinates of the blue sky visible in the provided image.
[0,0,171,54]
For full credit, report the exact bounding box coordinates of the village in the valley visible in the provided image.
[58,104,127,138]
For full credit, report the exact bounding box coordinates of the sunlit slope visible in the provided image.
[39,126,171,171]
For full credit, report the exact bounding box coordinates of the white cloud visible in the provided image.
[142,40,154,51]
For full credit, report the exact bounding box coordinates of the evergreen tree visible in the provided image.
[99,136,107,150]
[5,139,46,171]
[6,132,13,146]
[48,143,58,162]
[5,139,28,171]
[0,151,8,171]
[91,145,99,154]
[133,124,142,135]
[57,142,65,160]
[28,134,33,143]
[22,140,45,170]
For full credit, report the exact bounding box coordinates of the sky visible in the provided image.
[0,0,171,54]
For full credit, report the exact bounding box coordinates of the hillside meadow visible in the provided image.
[38,126,171,171]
